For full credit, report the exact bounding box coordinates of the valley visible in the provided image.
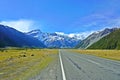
[1,0,120,80]
[0,25,120,80]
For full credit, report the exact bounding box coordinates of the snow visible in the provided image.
[26,29,86,48]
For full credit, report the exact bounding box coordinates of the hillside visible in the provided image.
[88,29,120,49]
[0,25,45,48]
[76,28,117,49]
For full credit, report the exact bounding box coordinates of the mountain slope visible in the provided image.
[76,28,117,49]
[0,25,45,48]
[27,30,81,48]
[88,29,120,49]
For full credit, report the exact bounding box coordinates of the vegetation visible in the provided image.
[72,49,120,61]
[0,49,58,80]
[88,29,120,49]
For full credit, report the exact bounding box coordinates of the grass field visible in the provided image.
[0,48,58,80]
[71,49,120,61]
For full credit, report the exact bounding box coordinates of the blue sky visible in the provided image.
[0,0,120,33]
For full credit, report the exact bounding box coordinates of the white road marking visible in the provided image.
[59,50,67,80]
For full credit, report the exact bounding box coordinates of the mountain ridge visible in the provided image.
[27,30,83,48]
[0,25,46,48]
[76,28,118,49]
[88,29,120,49]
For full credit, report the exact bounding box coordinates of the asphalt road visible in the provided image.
[29,54,62,80]
[30,49,120,80]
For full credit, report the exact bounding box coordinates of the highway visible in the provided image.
[30,49,120,80]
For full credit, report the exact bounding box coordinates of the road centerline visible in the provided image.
[59,49,67,80]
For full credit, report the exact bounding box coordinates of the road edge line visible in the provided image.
[59,49,66,80]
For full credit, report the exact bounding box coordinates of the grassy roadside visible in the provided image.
[0,49,58,80]
[71,49,120,61]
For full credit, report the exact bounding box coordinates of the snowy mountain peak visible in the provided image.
[26,30,83,48]
[55,32,87,40]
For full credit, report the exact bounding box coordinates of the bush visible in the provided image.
[31,54,34,56]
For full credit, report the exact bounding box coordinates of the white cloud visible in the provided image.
[67,31,94,39]
[55,31,93,40]
[0,19,35,32]
[78,14,120,31]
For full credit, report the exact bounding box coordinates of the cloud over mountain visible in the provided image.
[0,19,34,32]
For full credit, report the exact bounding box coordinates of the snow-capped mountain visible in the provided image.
[27,30,83,48]
[55,32,86,40]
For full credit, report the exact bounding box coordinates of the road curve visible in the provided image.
[60,49,120,80]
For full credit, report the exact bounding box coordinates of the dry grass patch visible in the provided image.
[0,49,58,80]
[71,49,120,61]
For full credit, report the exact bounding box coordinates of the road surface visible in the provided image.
[30,49,120,80]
